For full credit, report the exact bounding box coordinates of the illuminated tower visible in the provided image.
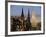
[31,10,37,27]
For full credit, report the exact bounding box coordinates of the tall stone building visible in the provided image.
[26,9,31,30]
[21,8,24,20]
[19,8,25,31]
[31,11,37,27]
[27,9,30,22]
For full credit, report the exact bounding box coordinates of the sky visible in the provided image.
[10,5,41,17]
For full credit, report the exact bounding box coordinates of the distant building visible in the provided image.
[31,10,41,28]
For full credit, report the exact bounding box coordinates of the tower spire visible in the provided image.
[21,8,24,20]
[27,9,30,22]
[21,8,24,17]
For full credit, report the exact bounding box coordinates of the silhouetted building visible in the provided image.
[27,9,30,22]
[21,8,24,20]
[26,9,31,30]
